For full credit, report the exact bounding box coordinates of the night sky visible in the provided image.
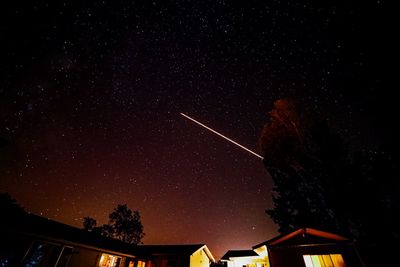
[0,1,391,259]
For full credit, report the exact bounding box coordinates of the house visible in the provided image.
[220,228,364,267]
[135,244,215,267]
[0,211,217,267]
[253,228,364,267]
[0,212,141,267]
[220,249,268,267]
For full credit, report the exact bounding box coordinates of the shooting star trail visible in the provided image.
[180,113,264,160]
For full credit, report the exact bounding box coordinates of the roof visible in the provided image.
[135,244,215,262]
[135,244,204,255]
[1,212,137,257]
[221,250,259,261]
[253,228,349,249]
[1,211,216,262]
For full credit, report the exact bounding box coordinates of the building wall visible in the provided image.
[268,243,363,267]
[190,249,210,267]
[147,255,189,267]
[232,257,252,267]
[253,245,269,267]
[227,256,266,267]
[1,232,136,267]
[67,247,101,267]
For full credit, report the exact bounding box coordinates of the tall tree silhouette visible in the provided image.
[260,99,399,266]
[260,99,344,233]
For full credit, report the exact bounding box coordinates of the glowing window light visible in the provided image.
[303,255,313,267]
[99,255,105,265]
[311,255,322,267]
[322,255,334,267]
[331,254,345,267]
[303,254,345,267]
[98,254,121,267]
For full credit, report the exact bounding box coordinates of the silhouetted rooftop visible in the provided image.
[221,250,259,260]
[135,244,204,255]
[1,212,137,256]
[253,227,350,249]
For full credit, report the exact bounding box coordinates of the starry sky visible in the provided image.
[0,1,391,259]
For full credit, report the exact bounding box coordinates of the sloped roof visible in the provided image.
[253,228,349,249]
[1,212,137,257]
[135,244,215,262]
[136,244,204,255]
[221,250,259,261]
[1,212,216,262]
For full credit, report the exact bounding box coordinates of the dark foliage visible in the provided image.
[0,192,26,216]
[82,204,145,245]
[82,216,97,231]
[260,99,399,265]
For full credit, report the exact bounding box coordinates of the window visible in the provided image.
[56,247,73,267]
[0,239,31,266]
[303,254,345,267]
[22,241,62,267]
[137,260,146,267]
[98,254,121,267]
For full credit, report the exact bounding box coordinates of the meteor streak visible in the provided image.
[180,113,264,160]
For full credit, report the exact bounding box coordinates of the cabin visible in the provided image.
[253,228,364,267]
[0,212,216,267]
[220,228,364,267]
[220,249,268,267]
[135,244,215,267]
[0,212,140,266]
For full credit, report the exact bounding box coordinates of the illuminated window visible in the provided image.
[303,254,345,267]
[98,254,121,267]
[137,260,146,267]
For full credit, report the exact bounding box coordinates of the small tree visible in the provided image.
[0,192,26,216]
[82,204,145,245]
[83,217,97,232]
[107,204,145,245]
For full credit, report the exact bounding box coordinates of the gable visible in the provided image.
[273,233,345,246]
[221,250,259,260]
[255,228,349,248]
[135,244,215,262]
